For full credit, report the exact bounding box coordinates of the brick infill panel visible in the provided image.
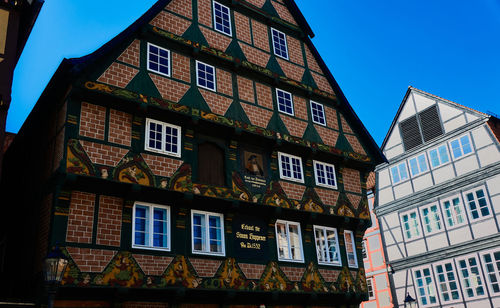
[277,58,305,82]
[96,195,123,247]
[342,168,362,194]
[117,39,140,67]
[345,134,366,155]
[79,102,106,140]
[311,71,334,95]
[281,266,305,282]
[200,26,232,53]
[149,73,190,103]
[150,11,191,36]
[346,193,361,210]
[244,0,266,8]
[234,11,251,44]
[305,45,322,74]
[217,68,233,97]
[237,76,255,103]
[239,42,270,68]
[141,153,183,178]
[133,254,174,276]
[66,191,95,244]
[325,106,339,130]
[198,0,212,27]
[280,114,308,138]
[287,36,304,66]
[255,82,273,110]
[314,125,339,147]
[172,52,191,83]
[166,0,192,19]
[241,103,273,128]
[293,95,307,121]
[80,141,128,167]
[238,263,266,280]
[318,268,340,283]
[67,247,116,272]
[340,115,354,134]
[108,109,132,147]
[189,258,222,277]
[200,89,233,116]
[251,19,269,52]
[97,62,138,89]
[279,181,306,201]
[315,188,340,206]
[271,1,298,25]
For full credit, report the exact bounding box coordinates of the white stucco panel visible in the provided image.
[384,144,405,161]
[411,173,434,192]
[425,232,448,251]
[432,164,455,184]
[471,218,498,238]
[472,125,494,149]
[454,155,479,176]
[492,195,500,215]
[443,114,467,133]
[399,95,417,121]
[375,274,388,290]
[487,174,500,197]
[377,290,391,307]
[384,125,402,150]
[383,212,402,229]
[448,226,472,245]
[406,238,426,257]
[465,112,480,123]
[477,145,500,168]
[381,226,403,246]
[414,93,436,112]
[371,251,384,268]
[378,187,394,205]
[393,181,413,199]
[386,244,404,261]
[378,168,391,189]
[438,102,462,122]
[368,235,381,250]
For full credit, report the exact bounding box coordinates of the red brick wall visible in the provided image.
[66,191,95,244]
[66,247,116,272]
[314,188,340,206]
[239,42,270,67]
[190,258,222,277]
[287,36,304,66]
[314,125,339,147]
[340,114,354,134]
[80,102,106,140]
[280,115,308,138]
[318,268,340,283]
[251,19,269,52]
[293,95,307,120]
[325,106,339,130]
[97,62,138,89]
[305,45,322,74]
[141,153,183,178]
[234,11,251,44]
[200,26,232,52]
[345,134,366,155]
[80,141,129,166]
[281,266,305,281]
[271,1,298,25]
[279,181,306,200]
[277,58,305,82]
[166,0,192,19]
[245,0,266,8]
[197,0,212,27]
[150,11,191,36]
[241,103,273,128]
[238,263,266,279]
[237,76,255,103]
[347,193,361,210]
[311,71,334,94]
[117,40,140,68]
[172,52,191,83]
[133,254,174,276]
[149,73,190,102]
[217,68,233,97]
[255,83,273,110]
[342,168,362,194]
[96,196,123,247]
[200,89,233,116]
[108,109,132,147]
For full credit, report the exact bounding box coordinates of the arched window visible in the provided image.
[198,142,225,186]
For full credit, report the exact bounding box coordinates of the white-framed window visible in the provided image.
[481,250,500,294]
[213,1,232,36]
[313,160,337,189]
[463,187,491,220]
[441,196,466,228]
[428,144,450,168]
[456,255,486,298]
[362,240,368,260]
[278,152,304,183]
[414,267,438,306]
[401,210,421,240]
[344,230,358,268]
[434,261,461,303]
[145,118,182,157]
[276,88,294,116]
[408,153,429,177]
[367,277,375,300]
[191,210,225,256]
[275,220,304,262]
[147,43,171,77]
[420,204,442,234]
[450,134,473,159]
[310,101,326,126]
[196,60,216,91]
[132,202,170,251]
[313,226,341,266]
[271,27,289,60]
[390,162,409,184]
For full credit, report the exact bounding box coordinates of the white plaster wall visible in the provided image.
[393,181,413,199]
[379,187,394,205]
[491,195,500,215]
[448,226,472,245]
[472,125,493,149]
[378,168,391,188]
[384,125,402,149]
[467,299,491,307]
[375,274,388,290]
[382,228,403,246]
[368,235,381,251]
[372,251,384,268]
[465,112,480,123]
[384,144,405,160]
[487,175,500,196]
[406,239,426,257]
[426,232,448,251]
[443,114,466,133]
[432,164,455,184]
[491,295,500,308]
[414,94,435,112]
[386,244,404,261]
[438,102,462,122]
[363,301,376,308]
[471,218,498,238]
[399,97,416,121]
[412,173,434,192]
[443,304,465,308]
[477,145,500,167]
[378,290,391,307]
[383,213,401,229]
[454,155,479,176]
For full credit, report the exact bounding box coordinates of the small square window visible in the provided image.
[441,196,466,228]
[213,1,232,36]
[278,152,303,183]
[344,230,358,268]
[390,162,409,184]
[276,89,294,115]
[401,210,421,240]
[276,220,304,262]
[310,101,326,126]
[313,226,341,266]
[147,43,170,77]
[145,118,181,157]
[313,160,337,189]
[450,134,473,159]
[420,204,442,234]
[191,210,225,256]
[133,202,170,251]
[428,144,450,168]
[271,27,289,60]
[463,187,491,220]
[196,61,216,91]
[367,278,375,300]
[408,153,428,177]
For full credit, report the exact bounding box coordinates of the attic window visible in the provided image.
[400,105,443,151]
[213,1,232,36]
[271,28,289,60]
[147,43,170,77]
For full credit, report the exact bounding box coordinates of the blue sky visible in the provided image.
[7,0,500,146]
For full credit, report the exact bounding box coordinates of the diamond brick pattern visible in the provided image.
[342,168,362,194]
[67,247,116,272]
[315,188,340,206]
[141,153,183,178]
[133,254,174,276]
[279,181,306,200]
[97,62,138,89]
[346,193,362,210]
[80,141,128,167]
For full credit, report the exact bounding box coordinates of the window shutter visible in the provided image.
[400,116,423,151]
[198,142,225,186]
[419,105,443,142]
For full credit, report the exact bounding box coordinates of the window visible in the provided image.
[198,142,225,186]
[463,187,490,220]
[276,89,294,115]
[428,145,450,168]
[367,278,375,300]
[367,190,376,228]
[457,256,486,298]
[147,43,170,77]
[344,230,358,268]
[390,162,409,184]
[434,262,461,303]
[450,134,473,159]
[310,101,326,126]
[313,226,341,266]
[414,267,438,306]
[276,220,303,262]
[420,204,442,234]
[133,202,170,250]
[408,154,428,177]
[362,240,368,260]
[271,27,288,59]
[213,1,232,36]
[145,119,181,157]
[441,196,465,228]
[401,211,421,240]
[278,152,304,183]
[481,250,500,294]
[191,210,225,256]
[313,161,337,189]
[196,61,216,91]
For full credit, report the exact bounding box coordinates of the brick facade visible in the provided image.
[200,26,232,52]
[133,254,174,276]
[280,114,308,138]
[97,62,138,89]
[238,263,266,279]
[287,36,304,66]
[151,11,191,36]
[342,168,362,194]
[304,46,322,74]
[277,58,305,82]
[324,106,339,130]
[318,268,340,283]
[149,73,190,102]
[172,52,191,83]
[234,11,251,44]
[281,266,305,282]
[190,258,223,277]
[200,89,234,116]
[255,83,273,110]
[241,103,273,128]
[314,187,340,206]
[346,193,361,210]
[66,247,116,272]
[279,181,306,200]
[239,42,270,68]
[216,68,233,97]
[80,140,129,166]
[314,125,339,147]
[340,114,354,134]
[166,0,192,19]
[237,76,255,103]
[141,153,183,178]
[66,191,95,244]
[311,72,334,95]
[197,0,212,27]
[245,0,266,8]
[80,102,106,140]
[96,195,123,247]
[108,109,132,147]
[271,1,298,26]
[345,134,366,155]
[293,95,308,120]
[117,39,140,67]
[251,19,269,52]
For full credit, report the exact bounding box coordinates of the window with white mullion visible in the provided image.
[420,204,442,234]
[428,144,450,168]
[457,256,486,298]
[213,1,232,36]
[441,196,466,228]
[414,267,438,306]
[147,43,170,77]
[450,134,473,159]
[367,278,375,300]
[310,101,326,126]
[313,226,341,266]
[191,210,225,256]
[481,250,500,294]
[401,211,421,240]
[133,202,170,251]
[145,119,181,157]
[434,262,461,303]
[276,88,294,116]
[278,152,303,183]
[390,162,409,184]
[276,220,303,262]
[313,161,337,189]
[196,60,216,91]
[463,187,491,220]
[408,153,429,177]
[271,27,288,60]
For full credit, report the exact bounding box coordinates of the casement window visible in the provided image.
[313,226,341,266]
[278,152,304,183]
[271,27,289,60]
[401,211,421,240]
[310,101,326,126]
[408,153,429,177]
[414,267,438,306]
[276,88,294,116]
[213,1,232,36]
[390,162,409,184]
[420,204,442,234]
[450,134,473,159]
[362,240,368,260]
[313,161,337,189]
[434,262,461,303]
[457,256,486,298]
[147,43,170,77]
[133,202,170,250]
[196,60,216,91]
[463,187,491,220]
[145,118,181,157]
[481,250,500,294]
[275,220,304,262]
[441,196,466,228]
[428,144,450,168]
[191,210,225,256]
[367,277,375,300]
[344,230,358,268]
